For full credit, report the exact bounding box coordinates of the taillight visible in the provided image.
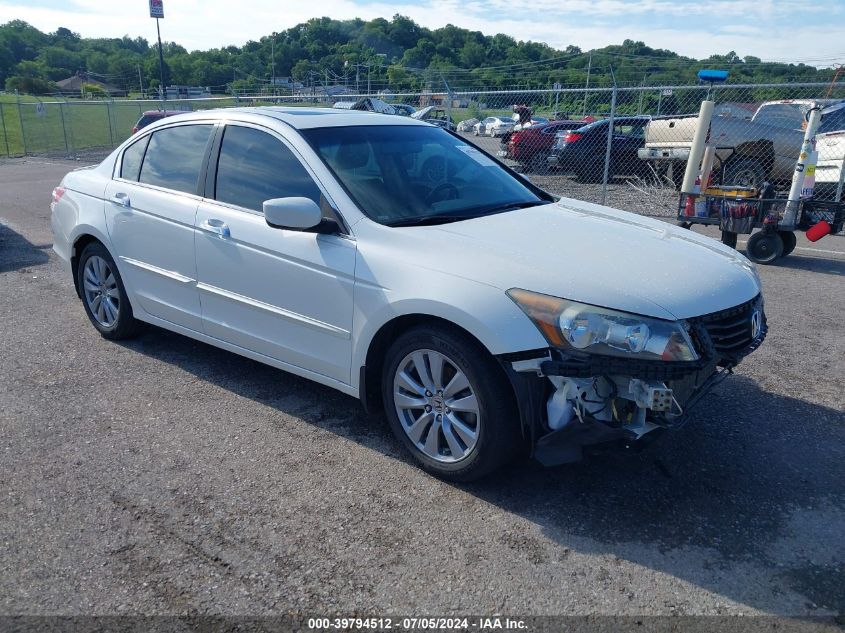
[52,186,66,204]
[564,132,583,143]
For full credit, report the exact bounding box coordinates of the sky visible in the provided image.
[1,0,844,66]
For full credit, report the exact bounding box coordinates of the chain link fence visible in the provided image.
[1,82,843,222]
[447,82,845,219]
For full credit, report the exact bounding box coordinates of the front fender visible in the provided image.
[350,275,548,391]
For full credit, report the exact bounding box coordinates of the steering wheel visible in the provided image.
[425,182,460,204]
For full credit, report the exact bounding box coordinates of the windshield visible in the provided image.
[819,104,845,134]
[303,125,547,226]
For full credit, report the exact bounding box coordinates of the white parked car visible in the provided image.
[51,108,767,480]
[456,118,479,132]
[474,116,515,137]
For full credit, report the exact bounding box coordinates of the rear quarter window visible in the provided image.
[120,135,150,181]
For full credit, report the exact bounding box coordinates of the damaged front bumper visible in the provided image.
[500,295,767,467]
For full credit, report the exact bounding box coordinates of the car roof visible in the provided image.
[152,106,431,129]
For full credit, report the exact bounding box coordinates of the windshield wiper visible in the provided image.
[386,214,470,227]
[385,201,551,228]
[478,200,551,216]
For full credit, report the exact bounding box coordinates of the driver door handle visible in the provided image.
[200,219,231,238]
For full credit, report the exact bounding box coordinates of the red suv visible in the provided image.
[504,120,587,171]
[131,110,184,134]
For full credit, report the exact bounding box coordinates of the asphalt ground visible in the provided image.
[1,158,844,624]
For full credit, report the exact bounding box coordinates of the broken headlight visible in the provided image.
[507,288,699,362]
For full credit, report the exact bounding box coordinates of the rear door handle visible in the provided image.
[200,218,230,238]
[110,192,130,207]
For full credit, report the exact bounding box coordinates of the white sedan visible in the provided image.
[51,107,766,480]
[473,116,516,137]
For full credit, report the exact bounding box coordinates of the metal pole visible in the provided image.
[138,64,144,97]
[637,75,646,115]
[582,52,592,117]
[681,100,715,194]
[835,155,845,202]
[784,107,823,226]
[0,103,10,157]
[271,37,275,91]
[156,17,166,106]
[106,101,115,147]
[59,101,69,155]
[16,91,27,156]
[657,89,663,117]
[601,73,617,205]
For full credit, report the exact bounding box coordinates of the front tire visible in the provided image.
[381,325,522,481]
[77,242,140,339]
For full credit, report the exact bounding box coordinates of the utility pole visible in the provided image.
[155,18,166,104]
[148,0,167,104]
[582,51,592,117]
[137,64,144,97]
[271,36,276,93]
[637,73,647,114]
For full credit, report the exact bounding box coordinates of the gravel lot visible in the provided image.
[1,158,844,624]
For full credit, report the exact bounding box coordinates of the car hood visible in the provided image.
[367,199,761,321]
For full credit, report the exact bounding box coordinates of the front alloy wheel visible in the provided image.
[382,325,522,481]
[393,349,480,463]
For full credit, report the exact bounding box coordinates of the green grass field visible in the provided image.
[0,95,558,157]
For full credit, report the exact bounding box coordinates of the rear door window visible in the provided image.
[214,125,321,213]
[138,124,213,194]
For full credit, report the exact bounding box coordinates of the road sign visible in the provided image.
[661,89,673,96]
[149,0,164,18]
[36,102,45,117]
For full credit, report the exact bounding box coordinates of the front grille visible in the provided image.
[692,295,766,362]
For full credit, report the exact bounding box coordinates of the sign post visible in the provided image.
[149,0,166,105]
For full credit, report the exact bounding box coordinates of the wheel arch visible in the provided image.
[69,227,113,298]
[358,313,517,417]
[727,140,775,177]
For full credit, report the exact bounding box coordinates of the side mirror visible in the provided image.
[264,197,322,230]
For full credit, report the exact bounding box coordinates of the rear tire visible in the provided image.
[381,325,522,481]
[723,158,766,190]
[77,242,141,340]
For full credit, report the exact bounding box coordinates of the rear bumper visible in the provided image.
[638,147,691,161]
[814,159,844,184]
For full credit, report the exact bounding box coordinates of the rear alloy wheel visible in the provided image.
[77,242,140,339]
[382,325,521,481]
[778,230,797,257]
[746,230,784,265]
